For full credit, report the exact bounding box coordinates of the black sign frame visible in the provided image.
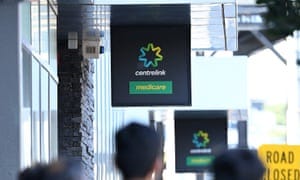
[174,110,228,173]
[111,25,191,106]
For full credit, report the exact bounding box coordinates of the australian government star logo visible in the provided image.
[135,43,166,77]
[190,130,212,154]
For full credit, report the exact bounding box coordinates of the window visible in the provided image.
[41,69,49,162]
[21,49,32,168]
[49,78,58,160]
[40,0,49,62]
[21,2,31,44]
[32,58,41,163]
[49,8,57,73]
[31,1,39,52]
[21,0,58,167]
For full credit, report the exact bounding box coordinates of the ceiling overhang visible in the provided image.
[110,4,190,26]
[93,0,236,5]
[57,0,238,51]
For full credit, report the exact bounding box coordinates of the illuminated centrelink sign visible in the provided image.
[175,110,227,173]
[111,25,191,106]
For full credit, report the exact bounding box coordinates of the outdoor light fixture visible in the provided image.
[82,30,101,59]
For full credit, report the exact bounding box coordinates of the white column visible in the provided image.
[286,30,300,144]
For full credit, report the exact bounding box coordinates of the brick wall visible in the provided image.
[58,40,94,180]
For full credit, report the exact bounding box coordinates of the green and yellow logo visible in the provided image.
[192,130,210,148]
[138,43,163,68]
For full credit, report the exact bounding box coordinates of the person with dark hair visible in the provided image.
[43,159,86,180]
[18,164,47,180]
[115,122,163,180]
[18,159,86,180]
[211,149,265,180]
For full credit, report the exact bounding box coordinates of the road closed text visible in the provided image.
[265,168,300,180]
[264,150,300,180]
[258,147,300,180]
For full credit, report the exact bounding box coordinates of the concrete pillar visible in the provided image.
[0,2,21,180]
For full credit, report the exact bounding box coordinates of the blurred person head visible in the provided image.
[211,149,265,180]
[43,159,86,180]
[115,122,162,180]
[18,163,46,180]
[18,159,86,180]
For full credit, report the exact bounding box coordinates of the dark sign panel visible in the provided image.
[175,110,228,172]
[111,25,191,106]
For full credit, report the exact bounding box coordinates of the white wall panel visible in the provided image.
[191,56,248,109]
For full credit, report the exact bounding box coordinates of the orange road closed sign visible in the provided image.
[258,144,300,180]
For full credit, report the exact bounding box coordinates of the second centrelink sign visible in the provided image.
[174,110,227,172]
[111,25,191,106]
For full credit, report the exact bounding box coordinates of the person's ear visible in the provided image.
[153,158,163,172]
[151,157,163,179]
